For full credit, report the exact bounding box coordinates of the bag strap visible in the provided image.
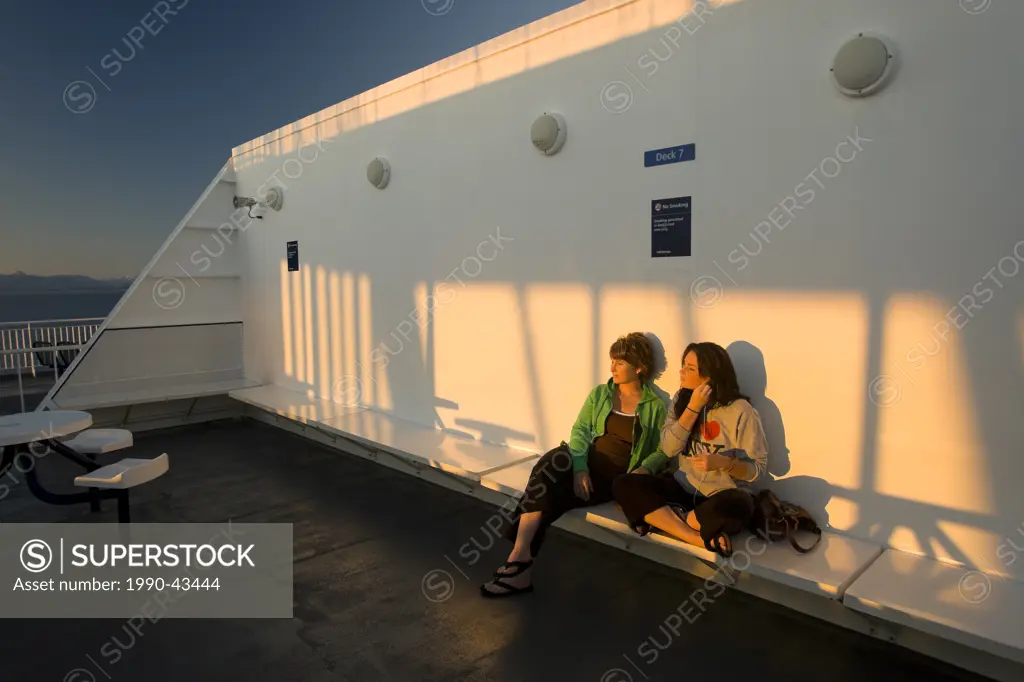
[783,517,822,554]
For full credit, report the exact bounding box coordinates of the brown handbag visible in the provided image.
[748,489,822,554]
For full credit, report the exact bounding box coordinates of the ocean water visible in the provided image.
[0,291,126,324]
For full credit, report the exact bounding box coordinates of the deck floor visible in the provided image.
[0,418,997,681]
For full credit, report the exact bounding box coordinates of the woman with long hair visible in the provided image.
[613,342,768,557]
[480,332,670,598]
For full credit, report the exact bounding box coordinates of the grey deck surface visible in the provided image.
[0,418,996,682]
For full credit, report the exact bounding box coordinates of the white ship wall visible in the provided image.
[43,162,250,411]
[230,0,1024,579]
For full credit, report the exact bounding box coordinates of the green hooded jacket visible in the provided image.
[566,378,670,475]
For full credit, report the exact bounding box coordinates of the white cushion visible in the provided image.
[74,454,169,489]
[63,428,133,455]
[844,549,1024,663]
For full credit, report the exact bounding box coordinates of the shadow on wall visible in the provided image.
[453,417,537,450]
[727,340,790,478]
[727,340,832,526]
[645,331,669,383]
[645,332,674,408]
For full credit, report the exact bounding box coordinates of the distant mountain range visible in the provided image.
[0,272,133,294]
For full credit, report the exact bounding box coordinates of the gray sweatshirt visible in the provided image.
[661,390,769,497]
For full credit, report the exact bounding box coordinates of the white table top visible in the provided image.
[0,411,93,447]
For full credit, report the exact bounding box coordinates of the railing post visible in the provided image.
[15,349,25,414]
[53,326,60,383]
[0,317,104,409]
[26,322,35,378]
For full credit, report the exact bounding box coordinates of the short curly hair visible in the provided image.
[609,332,654,382]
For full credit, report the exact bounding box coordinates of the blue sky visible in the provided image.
[0,0,578,278]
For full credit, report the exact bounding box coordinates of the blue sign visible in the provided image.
[651,197,691,258]
[644,143,695,168]
[286,241,299,272]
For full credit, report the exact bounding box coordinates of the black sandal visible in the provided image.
[480,578,534,598]
[493,559,533,578]
[707,532,734,558]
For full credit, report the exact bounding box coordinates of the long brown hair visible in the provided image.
[672,341,749,419]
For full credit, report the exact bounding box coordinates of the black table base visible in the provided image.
[1,439,132,522]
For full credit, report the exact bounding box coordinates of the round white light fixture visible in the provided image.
[531,112,567,155]
[367,157,391,189]
[831,33,895,97]
[264,187,284,211]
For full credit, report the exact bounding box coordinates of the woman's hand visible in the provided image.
[574,471,594,501]
[631,467,651,475]
[688,380,713,412]
[691,452,732,473]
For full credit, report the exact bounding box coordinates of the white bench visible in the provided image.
[63,428,133,455]
[229,384,365,425]
[231,385,539,490]
[52,378,262,411]
[478,462,882,599]
[843,549,1024,677]
[479,458,538,497]
[324,408,537,480]
[581,502,880,597]
[60,428,135,513]
[74,453,170,523]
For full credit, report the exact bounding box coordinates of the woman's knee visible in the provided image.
[724,490,755,522]
[612,472,647,501]
[698,490,754,534]
[739,492,755,519]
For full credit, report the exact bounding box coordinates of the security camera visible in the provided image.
[233,188,283,213]
[233,195,265,220]
[233,188,284,220]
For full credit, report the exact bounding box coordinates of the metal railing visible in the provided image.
[0,318,103,376]
[0,318,104,414]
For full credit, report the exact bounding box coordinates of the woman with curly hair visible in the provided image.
[613,341,768,557]
[480,332,670,598]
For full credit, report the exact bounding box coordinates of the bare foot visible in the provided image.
[709,532,733,557]
[494,556,533,577]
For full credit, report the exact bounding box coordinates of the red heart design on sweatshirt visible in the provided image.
[701,420,721,441]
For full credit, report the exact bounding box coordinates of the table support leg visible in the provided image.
[25,440,121,508]
[86,453,100,513]
[88,487,102,513]
[118,492,130,523]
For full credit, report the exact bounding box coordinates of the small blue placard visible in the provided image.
[286,241,299,272]
[652,197,691,258]
[644,143,695,168]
